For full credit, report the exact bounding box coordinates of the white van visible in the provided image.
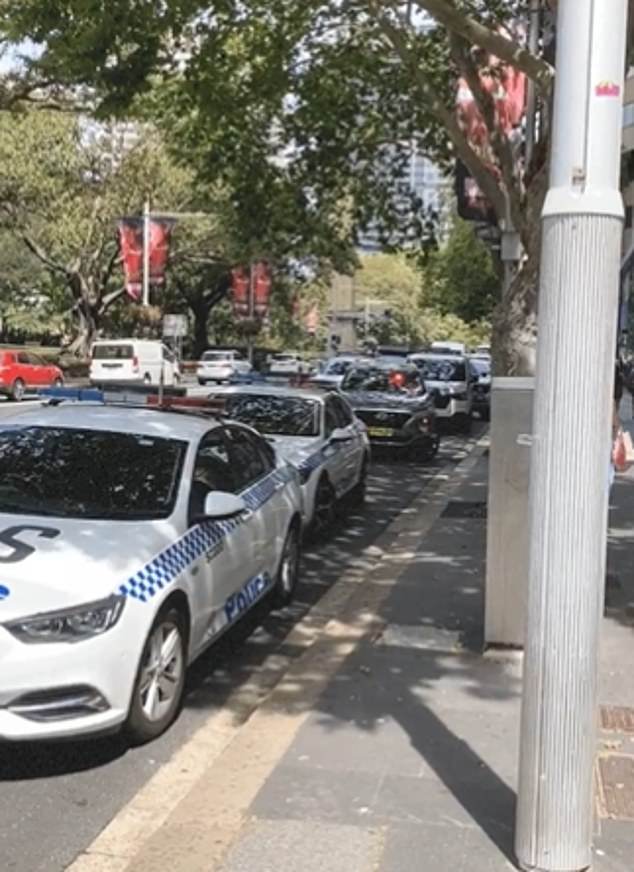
[90,340,181,387]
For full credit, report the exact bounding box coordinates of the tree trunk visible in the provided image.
[190,302,211,358]
[492,164,548,376]
[67,298,99,357]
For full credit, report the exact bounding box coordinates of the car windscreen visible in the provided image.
[324,359,353,376]
[0,426,186,520]
[202,352,232,362]
[92,344,134,360]
[413,359,467,382]
[341,368,422,393]
[217,395,319,437]
[469,359,490,377]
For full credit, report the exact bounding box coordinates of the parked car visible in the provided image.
[268,353,311,376]
[408,353,474,434]
[0,400,302,742]
[197,350,252,385]
[339,362,439,461]
[469,357,491,422]
[90,340,180,387]
[0,350,64,401]
[206,385,370,535]
[430,340,466,356]
[309,355,371,390]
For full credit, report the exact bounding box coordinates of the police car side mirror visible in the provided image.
[330,427,353,443]
[203,491,247,520]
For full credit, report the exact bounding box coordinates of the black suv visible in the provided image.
[339,363,439,461]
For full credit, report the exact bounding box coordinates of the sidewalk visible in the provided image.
[83,442,634,872]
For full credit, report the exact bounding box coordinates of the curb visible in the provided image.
[67,436,489,872]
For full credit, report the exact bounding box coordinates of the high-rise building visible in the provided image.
[357,144,451,252]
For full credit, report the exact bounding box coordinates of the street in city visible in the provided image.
[0,394,483,872]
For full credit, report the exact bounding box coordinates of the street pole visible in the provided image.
[515,2,627,871]
[524,0,541,170]
[247,259,255,365]
[142,199,151,307]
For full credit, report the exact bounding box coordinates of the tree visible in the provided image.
[0,1,560,372]
[0,112,196,353]
[353,252,424,346]
[426,217,500,322]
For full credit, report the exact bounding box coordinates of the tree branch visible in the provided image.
[408,0,554,93]
[373,9,508,221]
[21,234,72,279]
[449,34,525,235]
[101,287,126,311]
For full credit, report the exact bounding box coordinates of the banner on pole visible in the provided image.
[231,266,251,317]
[148,218,176,285]
[252,260,272,318]
[231,262,273,320]
[118,218,144,301]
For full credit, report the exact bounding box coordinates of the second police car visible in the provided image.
[0,399,303,743]
[206,385,371,535]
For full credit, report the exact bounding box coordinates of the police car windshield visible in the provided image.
[324,359,353,376]
[219,394,319,437]
[413,359,467,382]
[341,368,422,393]
[0,426,186,520]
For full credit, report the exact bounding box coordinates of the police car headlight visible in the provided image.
[4,595,125,644]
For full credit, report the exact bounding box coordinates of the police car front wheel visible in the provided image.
[125,605,187,744]
[272,523,301,608]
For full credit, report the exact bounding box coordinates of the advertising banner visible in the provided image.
[148,218,176,285]
[118,218,144,301]
[252,260,272,318]
[231,266,251,317]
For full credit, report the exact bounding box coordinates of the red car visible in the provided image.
[0,350,64,401]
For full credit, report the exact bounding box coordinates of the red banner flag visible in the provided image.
[252,260,272,318]
[148,218,175,285]
[118,218,144,301]
[231,266,250,317]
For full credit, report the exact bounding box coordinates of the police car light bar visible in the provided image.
[38,385,227,416]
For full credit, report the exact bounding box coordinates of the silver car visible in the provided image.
[408,353,474,434]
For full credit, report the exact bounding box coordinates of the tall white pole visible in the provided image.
[142,199,151,307]
[515,2,627,870]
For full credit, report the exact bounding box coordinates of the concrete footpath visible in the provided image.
[74,439,634,872]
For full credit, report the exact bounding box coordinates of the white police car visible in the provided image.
[0,402,303,743]
[206,385,370,535]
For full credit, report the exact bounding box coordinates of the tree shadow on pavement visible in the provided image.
[256,489,521,867]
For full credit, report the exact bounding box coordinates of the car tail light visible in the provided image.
[132,355,139,373]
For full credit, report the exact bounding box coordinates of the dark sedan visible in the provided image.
[339,364,439,461]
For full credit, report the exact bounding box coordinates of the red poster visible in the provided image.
[252,260,272,318]
[118,218,144,301]
[231,266,250,317]
[455,24,527,222]
[148,218,175,285]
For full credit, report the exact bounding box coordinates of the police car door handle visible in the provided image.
[273,481,285,492]
[240,508,253,519]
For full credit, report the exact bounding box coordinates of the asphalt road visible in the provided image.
[0,400,484,872]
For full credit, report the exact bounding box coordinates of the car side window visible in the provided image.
[17,352,30,365]
[189,428,235,522]
[225,426,270,491]
[324,398,339,436]
[332,395,353,427]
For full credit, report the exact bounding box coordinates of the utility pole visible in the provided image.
[515,2,627,871]
[524,0,542,170]
[142,199,151,307]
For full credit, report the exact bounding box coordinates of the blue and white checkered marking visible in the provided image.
[297,444,337,479]
[118,467,294,604]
